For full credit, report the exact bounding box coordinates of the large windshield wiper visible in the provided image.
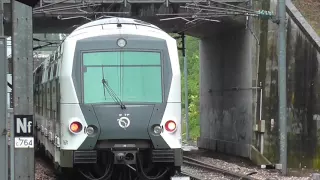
[101,66,126,109]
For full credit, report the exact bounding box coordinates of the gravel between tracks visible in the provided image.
[184,149,314,180]
[7,139,56,179]
[35,155,56,180]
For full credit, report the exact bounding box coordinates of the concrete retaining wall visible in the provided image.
[261,0,320,169]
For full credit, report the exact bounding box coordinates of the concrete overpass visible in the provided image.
[3,0,249,36]
[3,0,320,172]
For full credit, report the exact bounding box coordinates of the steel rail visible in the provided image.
[183,156,259,180]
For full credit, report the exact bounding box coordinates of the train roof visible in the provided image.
[74,17,162,32]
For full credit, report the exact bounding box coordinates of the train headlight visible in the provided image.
[117,38,126,47]
[153,125,162,134]
[165,120,177,133]
[86,126,95,135]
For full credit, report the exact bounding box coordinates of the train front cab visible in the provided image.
[61,33,182,178]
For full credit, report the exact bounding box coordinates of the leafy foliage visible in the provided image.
[175,35,200,141]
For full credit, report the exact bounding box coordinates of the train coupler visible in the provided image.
[113,150,137,165]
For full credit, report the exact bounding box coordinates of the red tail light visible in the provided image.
[70,121,82,133]
[165,120,177,132]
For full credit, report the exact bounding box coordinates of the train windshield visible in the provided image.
[82,51,163,104]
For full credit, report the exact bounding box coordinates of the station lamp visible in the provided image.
[14,0,40,7]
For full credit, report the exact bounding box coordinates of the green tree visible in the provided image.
[176,35,200,141]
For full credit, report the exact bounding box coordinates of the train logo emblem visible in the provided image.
[117,115,130,130]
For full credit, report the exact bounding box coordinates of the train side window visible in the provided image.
[42,68,46,83]
[55,51,58,59]
[50,54,54,62]
[39,88,41,114]
[44,84,47,117]
[53,63,57,77]
[39,68,43,83]
[48,66,52,81]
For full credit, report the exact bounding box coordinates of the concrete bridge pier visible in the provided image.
[198,27,257,159]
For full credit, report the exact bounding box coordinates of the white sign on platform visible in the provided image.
[14,137,34,148]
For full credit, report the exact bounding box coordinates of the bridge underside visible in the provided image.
[3,1,247,37]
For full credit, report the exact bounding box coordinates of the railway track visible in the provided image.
[182,156,259,180]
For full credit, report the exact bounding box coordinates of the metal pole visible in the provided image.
[0,37,8,180]
[0,2,9,180]
[259,82,263,154]
[11,1,35,180]
[278,0,287,175]
[0,8,9,180]
[183,34,189,142]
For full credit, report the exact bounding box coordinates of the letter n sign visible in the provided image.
[14,115,34,137]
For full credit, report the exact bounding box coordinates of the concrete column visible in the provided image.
[198,37,223,150]
[198,27,254,158]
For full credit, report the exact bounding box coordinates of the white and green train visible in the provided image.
[33,17,182,180]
